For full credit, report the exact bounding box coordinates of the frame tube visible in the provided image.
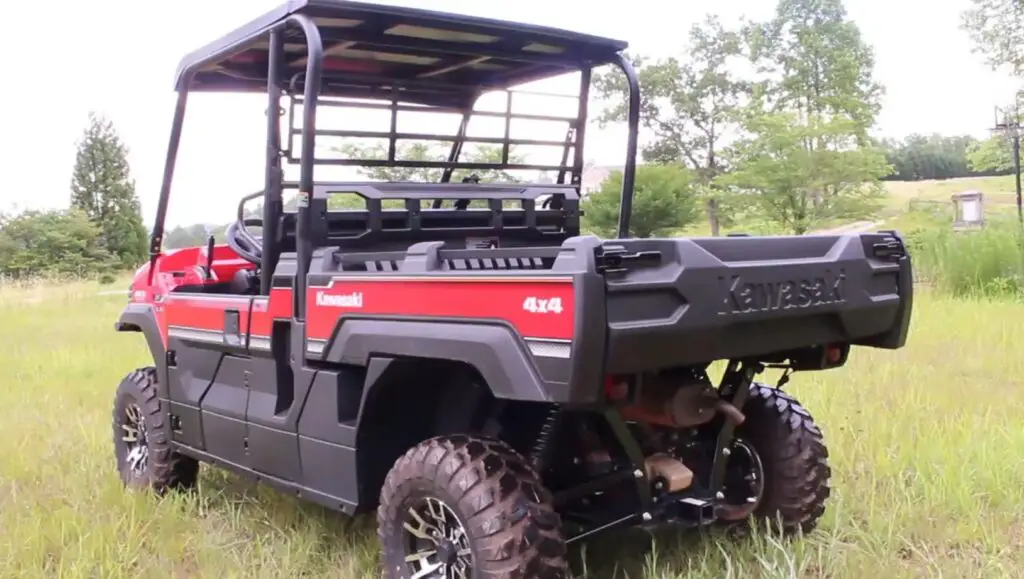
[570,67,591,187]
[148,91,190,278]
[261,29,285,295]
[289,15,324,322]
[614,54,640,239]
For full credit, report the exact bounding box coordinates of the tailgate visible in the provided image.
[598,232,913,374]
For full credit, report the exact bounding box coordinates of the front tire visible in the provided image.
[717,383,831,535]
[112,367,199,493]
[377,435,568,579]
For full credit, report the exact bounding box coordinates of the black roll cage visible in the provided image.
[148,10,641,314]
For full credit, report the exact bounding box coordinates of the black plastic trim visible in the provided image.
[172,442,359,514]
[320,316,553,402]
[116,304,169,394]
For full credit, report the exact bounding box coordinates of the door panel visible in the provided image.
[164,343,221,449]
[163,293,254,463]
[164,293,253,355]
[245,289,308,482]
[201,355,252,467]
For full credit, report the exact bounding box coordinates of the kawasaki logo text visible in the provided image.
[718,270,846,316]
[315,291,363,308]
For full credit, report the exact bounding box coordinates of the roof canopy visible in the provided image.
[174,0,629,108]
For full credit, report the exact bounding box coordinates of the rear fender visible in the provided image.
[115,304,169,396]
[319,318,551,402]
[350,355,495,510]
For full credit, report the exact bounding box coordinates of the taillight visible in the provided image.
[604,375,630,402]
[825,344,843,364]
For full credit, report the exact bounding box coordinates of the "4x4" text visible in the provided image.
[522,296,564,314]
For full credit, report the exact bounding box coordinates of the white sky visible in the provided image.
[0,0,1019,227]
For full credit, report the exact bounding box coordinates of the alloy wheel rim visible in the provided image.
[401,496,473,579]
[120,403,149,476]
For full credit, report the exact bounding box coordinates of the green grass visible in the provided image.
[4,284,1024,578]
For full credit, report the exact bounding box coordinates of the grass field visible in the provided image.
[881,175,1022,229]
[2,281,1024,578]
[883,175,1019,209]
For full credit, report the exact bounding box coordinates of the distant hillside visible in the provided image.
[883,175,1020,214]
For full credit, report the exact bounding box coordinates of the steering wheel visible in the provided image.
[226,190,264,266]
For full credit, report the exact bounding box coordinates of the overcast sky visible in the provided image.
[0,0,1018,227]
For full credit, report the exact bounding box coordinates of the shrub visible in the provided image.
[0,209,117,281]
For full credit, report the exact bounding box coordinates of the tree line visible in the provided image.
[880,134,1016,181]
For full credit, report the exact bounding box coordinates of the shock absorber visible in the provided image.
[530,404,561,473]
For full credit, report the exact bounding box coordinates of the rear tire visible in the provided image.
[717,383,831,536]
[377,435,568,579]
[112,367,199,493]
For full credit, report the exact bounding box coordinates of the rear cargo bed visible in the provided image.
[600,231,913,374]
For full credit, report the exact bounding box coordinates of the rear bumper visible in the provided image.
[600,231,914,374]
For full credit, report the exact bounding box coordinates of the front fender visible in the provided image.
[115,304,168,388]
[321,317,551,402]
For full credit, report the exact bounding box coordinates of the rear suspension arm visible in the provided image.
[707,360,762,494]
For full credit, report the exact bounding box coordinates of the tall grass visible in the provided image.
[901,210,1024,298]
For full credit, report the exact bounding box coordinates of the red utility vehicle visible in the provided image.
[112,2,914,577]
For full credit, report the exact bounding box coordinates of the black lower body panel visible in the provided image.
[247,424,302,482]
[298,437,361,511]
[171,441,360,515]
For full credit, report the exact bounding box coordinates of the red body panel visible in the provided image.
[128,244,257,345]
[129,243,576,347]
[250,288,295,338]
[164,295,253,333]
[305,276,575,341]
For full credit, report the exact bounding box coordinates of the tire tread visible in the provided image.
[377,435,568,579]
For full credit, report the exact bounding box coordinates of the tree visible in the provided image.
[962,0,1024,77]
[967,134,1016,173]
[592,16,748,187]
[69,112,148,267]
[746,0,883,136]
[722,0,888,233]
[582,164,699,238]
[0,209,114,279]
[719,110,887,234]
